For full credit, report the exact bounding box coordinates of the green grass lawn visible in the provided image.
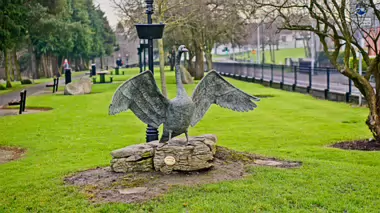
[1,68,380,212]
[214,48,306,64]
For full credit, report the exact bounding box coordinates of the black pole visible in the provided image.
[325,68,330,99]
[346,78,352,103]
[270,64,273,86]
[280,65,284,89]
[138,47,142,73]
[308,66,312,93]
[145,0,159,142]
[143,40,147,71]
[293,65,297,91]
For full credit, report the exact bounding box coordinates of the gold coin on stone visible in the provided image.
[164,156,176,166]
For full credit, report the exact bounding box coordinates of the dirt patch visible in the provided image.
[65,146,301,204]
[331,139,380,151]
[0,147,26,164]
[0,107,52,117]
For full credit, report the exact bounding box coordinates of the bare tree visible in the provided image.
[255,0,380,142]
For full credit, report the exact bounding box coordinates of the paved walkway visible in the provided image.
[0,75,84,106]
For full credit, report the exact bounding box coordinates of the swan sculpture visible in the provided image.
[109,45,260,143]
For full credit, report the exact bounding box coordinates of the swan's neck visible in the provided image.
[175,51,186,96]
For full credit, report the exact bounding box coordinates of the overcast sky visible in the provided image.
[94,0,119,28]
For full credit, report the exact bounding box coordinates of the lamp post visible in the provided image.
[137,47,143,73]
[146,0,154,73]
[139,39,149,72]
[135,0,165,143]
[143,39,147,70]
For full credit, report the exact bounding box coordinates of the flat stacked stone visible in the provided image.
[111,142,158,173]
[110,135,217,174]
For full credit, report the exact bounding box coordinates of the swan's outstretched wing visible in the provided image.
[109,71,169,128]
[191,70,260,127]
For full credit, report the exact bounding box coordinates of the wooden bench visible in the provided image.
[8,90,27,114]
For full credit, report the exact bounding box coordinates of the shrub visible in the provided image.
[0,84,6,90]
[21,79,33,85]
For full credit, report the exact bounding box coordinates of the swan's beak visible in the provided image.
[183,48,189,53]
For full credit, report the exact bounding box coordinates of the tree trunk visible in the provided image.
[10,52,15,81]
[13,48,22,81]
[4,49,12,88]
[157,39,168,98]
[41,54,48,77]
[194,46,204,80]
[100,55,104,70]
[187,54,195,77]
[29,42,38,79]
[47,54,53,78]
[204,51,213,71]
[269,44,273,64]
[52,55,59,77]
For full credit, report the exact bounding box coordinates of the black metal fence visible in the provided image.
[211,62,364,103]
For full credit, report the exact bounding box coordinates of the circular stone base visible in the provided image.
[65,146,301,204]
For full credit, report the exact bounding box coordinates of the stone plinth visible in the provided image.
[110,135,217,174]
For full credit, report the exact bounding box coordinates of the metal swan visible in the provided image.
[109,45,260,144]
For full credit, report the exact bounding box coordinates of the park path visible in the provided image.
[0,75,84,107]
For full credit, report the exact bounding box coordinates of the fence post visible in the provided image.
[19,91,23,115]
[292,66,297,91]
[22,90,27,112]
[55,77,59,92]
[52,78,56,94]
[325,68,330,99]
[280,65,284,89]
[252,64,256,82]
[270,64,273,87]
[307,67,312,93]
[261,63,264,83]
[346,79,352,103]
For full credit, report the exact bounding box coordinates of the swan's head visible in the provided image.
[178,45,188,53]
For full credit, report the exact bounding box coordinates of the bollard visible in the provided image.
[91,64,96,76]
[115,67,119,75]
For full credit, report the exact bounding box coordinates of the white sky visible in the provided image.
[94,0,119,28]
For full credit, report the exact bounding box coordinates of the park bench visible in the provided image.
[46,78,59,93]
[8,90,27,115]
